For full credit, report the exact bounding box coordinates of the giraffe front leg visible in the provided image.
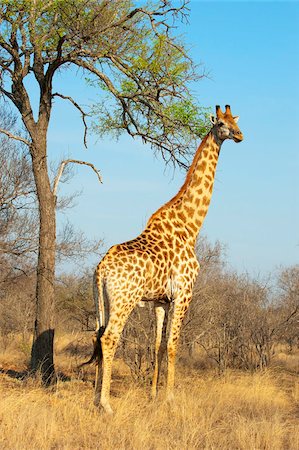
[151,303,169,399]
[166,294,192,402]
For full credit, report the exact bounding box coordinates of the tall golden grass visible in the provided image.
[0,334,298,450]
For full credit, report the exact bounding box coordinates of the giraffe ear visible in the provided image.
[209,114,217,125]
[233,116,240,123]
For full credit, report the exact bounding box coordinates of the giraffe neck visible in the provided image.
[147,130,221,243]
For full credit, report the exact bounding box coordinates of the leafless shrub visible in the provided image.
[0,108,37,286]
[55,273,93,332]
[119,303,156,383]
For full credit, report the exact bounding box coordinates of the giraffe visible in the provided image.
[88,104,243,414]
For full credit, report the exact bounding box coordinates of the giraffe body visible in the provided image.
[90,105,243,414]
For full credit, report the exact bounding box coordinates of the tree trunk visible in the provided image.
[30,132,56,384]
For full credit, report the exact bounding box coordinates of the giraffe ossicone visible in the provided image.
[86,104,243,414]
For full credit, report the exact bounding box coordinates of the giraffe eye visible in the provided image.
[218,121,224,127]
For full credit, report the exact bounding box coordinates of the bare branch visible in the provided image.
[0,128,30,146]
[52,93,89,148]
[53,158,102,198]
[0,86,16,103]
[270,305,299,337]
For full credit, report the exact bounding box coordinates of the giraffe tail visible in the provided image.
[78,267,107,368]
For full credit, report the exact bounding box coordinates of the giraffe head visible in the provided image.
[210,105,243,143]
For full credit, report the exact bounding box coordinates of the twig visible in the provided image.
[52,93,89,148]
[0,128,30,146]
[52,158,103,198]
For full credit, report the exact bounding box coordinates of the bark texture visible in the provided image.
[30,134,56,383]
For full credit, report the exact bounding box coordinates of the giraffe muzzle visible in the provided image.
[232,131,243,142]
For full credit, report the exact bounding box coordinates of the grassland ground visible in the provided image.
[0,333,298,450]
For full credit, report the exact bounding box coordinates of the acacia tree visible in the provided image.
[0,0,208,382]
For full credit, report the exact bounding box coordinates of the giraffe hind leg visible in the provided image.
[151,303,169,399]
[97,292,143,414]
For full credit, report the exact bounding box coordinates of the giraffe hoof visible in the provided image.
[101,402,114,415]
[166,392,174,403]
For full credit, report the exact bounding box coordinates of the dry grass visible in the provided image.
[0,335,298,450]
[274,349,299,374]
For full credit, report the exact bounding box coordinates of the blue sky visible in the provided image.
[30,1,299,275]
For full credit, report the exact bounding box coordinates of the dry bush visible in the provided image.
[179,241,299,373]
[55,273,95,332]
[0,272,35,364]
[0,108,37,288]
